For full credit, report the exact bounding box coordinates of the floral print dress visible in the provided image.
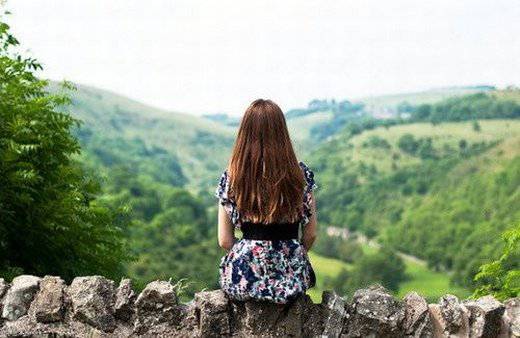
[215,162,317,304]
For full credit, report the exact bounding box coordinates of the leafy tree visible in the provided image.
[330,248,407,295]
[472,120,481,132]
[410,93,520,123]
[362,135,391,149]
[0,13,129,280]
[473,226,520,300]
[397,134,419,154]
[127,188,220,294]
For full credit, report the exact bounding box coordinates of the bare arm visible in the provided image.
[218,204,236,251]
[302,192,317,251]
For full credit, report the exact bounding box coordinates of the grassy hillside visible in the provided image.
[282,87,495,154]
[307,252,351,302]
[309,116,520,292]
[287,111,335,154]
[53,83,235,191]
[45,83,237,295]
[341,120,520,173]
[358,86,493,110]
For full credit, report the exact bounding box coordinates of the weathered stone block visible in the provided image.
[1,275,41,321]
[343,284,406,337]
[321,290,347,337]
[429,294,470,337]
[403,291,433,337]
[29,276,65,323]
[193,290,230,337]
[242,296,309,337]
[0,278,7,298]
[464,295,505,338]
[134,280,179,334]
[67,275,116,332]
[0,278,8,315]
[502,297,519,337]
[114,278,136,322]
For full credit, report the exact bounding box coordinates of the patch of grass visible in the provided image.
[306,251,351,302]
[347,120,520,173]
[398,260,470,303]
[308,244,470,304]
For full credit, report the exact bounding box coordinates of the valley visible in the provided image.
[54,82,520,300]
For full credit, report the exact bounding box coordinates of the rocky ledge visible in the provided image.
[0,275,518,337]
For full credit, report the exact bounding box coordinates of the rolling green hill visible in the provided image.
[282,86,496,153]
[309,117,520,292]
[358,86,494,112]
[46,83,237,295]
[52,83,235,191]
[334,119,520,175]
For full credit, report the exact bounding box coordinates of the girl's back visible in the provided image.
[216,99,317,304]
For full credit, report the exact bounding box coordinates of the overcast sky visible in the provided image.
[6,0,520,115]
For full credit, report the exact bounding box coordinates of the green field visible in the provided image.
[398,259,470,302]
[307,247,469,303]
[307,251,351,302]
[343,119,520,173]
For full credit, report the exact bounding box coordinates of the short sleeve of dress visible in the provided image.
[215,170,242,228]
[299,162,317,227]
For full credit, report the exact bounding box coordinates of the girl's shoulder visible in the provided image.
[215,169,230,200]
[299,161,317,192]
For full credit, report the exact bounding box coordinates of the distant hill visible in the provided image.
[283,86,497,151]
[309,118,520,290]
[51,83,235,191]
[359,85,495,118]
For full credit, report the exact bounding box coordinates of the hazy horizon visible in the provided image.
[6,0,520,115]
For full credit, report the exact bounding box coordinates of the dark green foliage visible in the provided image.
[397,134,419,154]
[411,93,520,123]
[313,233,364,264]
[89,160,221,295]
[473,226,520,300]
[397,134,436,159]
[472,120,481,132]
[0,15,129,280]
[385,157,520,288]
[327,248,407,295]
[127,188,221,295]
[362,135,391,149]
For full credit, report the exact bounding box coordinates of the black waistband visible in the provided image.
[241,221,299,240]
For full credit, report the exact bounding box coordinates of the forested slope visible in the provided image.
[52,83,234,192]
[46,83,238,294]
[308,94,520,291]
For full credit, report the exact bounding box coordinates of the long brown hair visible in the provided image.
[228,99,305,224]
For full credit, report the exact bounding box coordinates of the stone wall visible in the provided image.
[0,275,518,337]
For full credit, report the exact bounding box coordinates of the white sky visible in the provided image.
[6,0,520,115]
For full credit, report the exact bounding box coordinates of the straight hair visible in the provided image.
[228,99,305,224]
